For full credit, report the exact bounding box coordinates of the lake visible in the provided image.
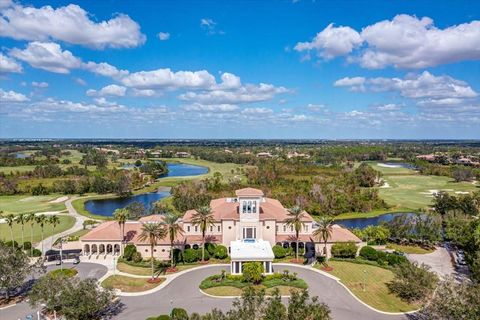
[84,163,208,217]
[335,212,416,229]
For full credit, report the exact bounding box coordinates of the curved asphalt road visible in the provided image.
[117,265,409,320]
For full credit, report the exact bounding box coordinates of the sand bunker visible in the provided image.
[377,163,402,168]
[455,191,470,194]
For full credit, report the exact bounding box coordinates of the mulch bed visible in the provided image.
[289,258,304,264]
[147,278,163,284]
[166,267,178,273]
[198,260,210,265]
[321,266,334,272]
[0,296,24,308]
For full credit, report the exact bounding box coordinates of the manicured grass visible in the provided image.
[321,260,419,312]
[49,268,78,278]
[365,161,416,175]
[0,165,38,174]
[362,161,479,211]
[66,229,91,238]
[117,262,152,276]
[203,285,304,296]
[199,273,308,292]
[0,215,75,243]
[385,243,434,255]
[0,194,67,215]
[101,275,165,292]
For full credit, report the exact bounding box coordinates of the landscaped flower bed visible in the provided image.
[49,268,78,278]
[199,269,308,296]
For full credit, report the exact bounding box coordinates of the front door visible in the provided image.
[243,227,256,239]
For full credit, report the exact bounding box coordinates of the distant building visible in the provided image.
[175,151,190,158]
[287,151,310,159]
[416,154,436,161]
[257,152,273,158]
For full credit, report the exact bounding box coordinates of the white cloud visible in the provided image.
[82,61,129,79]
[182,103,238,112]
[200,18,224,35]
[158,32,170,41]
[131,89,157,97]
[295,14,480,69]
[334,76,366,91]
[242,107,273,115]
[0,88,29,102]
[0,2,145,49]
[75,78,87,86]
[9,41,81,73]
[120,68,216,90]
[335,72,477,103]
[0,53,22,73]
[32,81,48,88]
[87,84,126,97]
[295,23,362,60]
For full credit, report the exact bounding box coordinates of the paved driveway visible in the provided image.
[117,265,408,320]
[0,262,108,320]
[407,246,454,277]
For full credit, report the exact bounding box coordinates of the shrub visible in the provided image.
[196,248,210,261]
[172,248,183,264]
[385,253,408,266]
[242,262,264,284]
[5,240,19,248]
[331,242,357,258]
[183,248,199,263]
[205,243,216,255]
[49,268,78,278]
[132,251,143,263]
[359,246,377,261]
[171,308,188,320]
[123,244,137,261]
[23,241,32,250]
[272,245,286,259]
[388,262,438,302]
[214,245,228,259]
[29,248,42,257]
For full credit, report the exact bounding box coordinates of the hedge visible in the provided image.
[331,241,357,258]
[183,248,199,263]
[272,245,286,259]
[214,245,228,259]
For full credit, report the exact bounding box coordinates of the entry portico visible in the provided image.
[230,239,275,274]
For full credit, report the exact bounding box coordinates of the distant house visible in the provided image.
[287,152,310,159]
[224,149,233,154]
[416,154,436,162]
[257,152,273,158]
[175,151,190,158]
[150,151,162,157]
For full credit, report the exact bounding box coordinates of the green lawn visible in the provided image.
[321,261,419,312]
[0,194,67,215]
[0,165,38,174]
[385,243,434,254]
[102,275,165,292]
[0,215,75,244]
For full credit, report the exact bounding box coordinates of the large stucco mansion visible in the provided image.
[81,187,362,274]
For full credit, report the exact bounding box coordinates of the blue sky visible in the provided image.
[1,0,479,139]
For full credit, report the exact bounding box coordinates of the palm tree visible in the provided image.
[48,215,60,249]
[285,205,306,261]
[5,214,16,248]
[191,205,215,262]
[138,222,167,280]
[162,212,184,268]
[26,213,36,256]
[35,214,47,256]
[113,208,129,253]
[15,213,27,251]
[313,215,334,261]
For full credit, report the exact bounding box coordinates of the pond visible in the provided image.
[377,162,417,170]
[84,163,208,217]
[335,212,417,229]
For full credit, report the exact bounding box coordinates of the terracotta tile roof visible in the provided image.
[235,187,264,197]
[275,225,361,243]
[138,214,165,223]
[182,197,314,223]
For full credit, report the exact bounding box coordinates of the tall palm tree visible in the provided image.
[162,212,184,268]
[313,215,334,261]
[285,205,306,261]
[35,214,47,256]
[113,208,129,253]
[5,214,16,248]
[138,222,167,280]
[26,212,36,256]
[48,215,60,249]
[15,213,27,251]
[191,205,215,262]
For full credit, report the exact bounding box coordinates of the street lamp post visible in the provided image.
[59,236,64,271]
[363,269,367,292]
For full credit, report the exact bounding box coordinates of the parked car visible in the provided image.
[55,259,62,265]
[73,257,80,264]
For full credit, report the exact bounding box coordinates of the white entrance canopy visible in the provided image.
[230,239,274,274]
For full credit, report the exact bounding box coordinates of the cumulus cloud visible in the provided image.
[335,72,477,103]
[0,52,22,73]
[0,88,29,102]
[158,32,170,41]
[87,84,126,97]
[9,41,81,73]
[242,107,273,115]
[0,2,145,49]
[295,14,480,69]
[120,68,216,90]
[200,18,224,35]
[82,61,129,79]
[294,23,362,60]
